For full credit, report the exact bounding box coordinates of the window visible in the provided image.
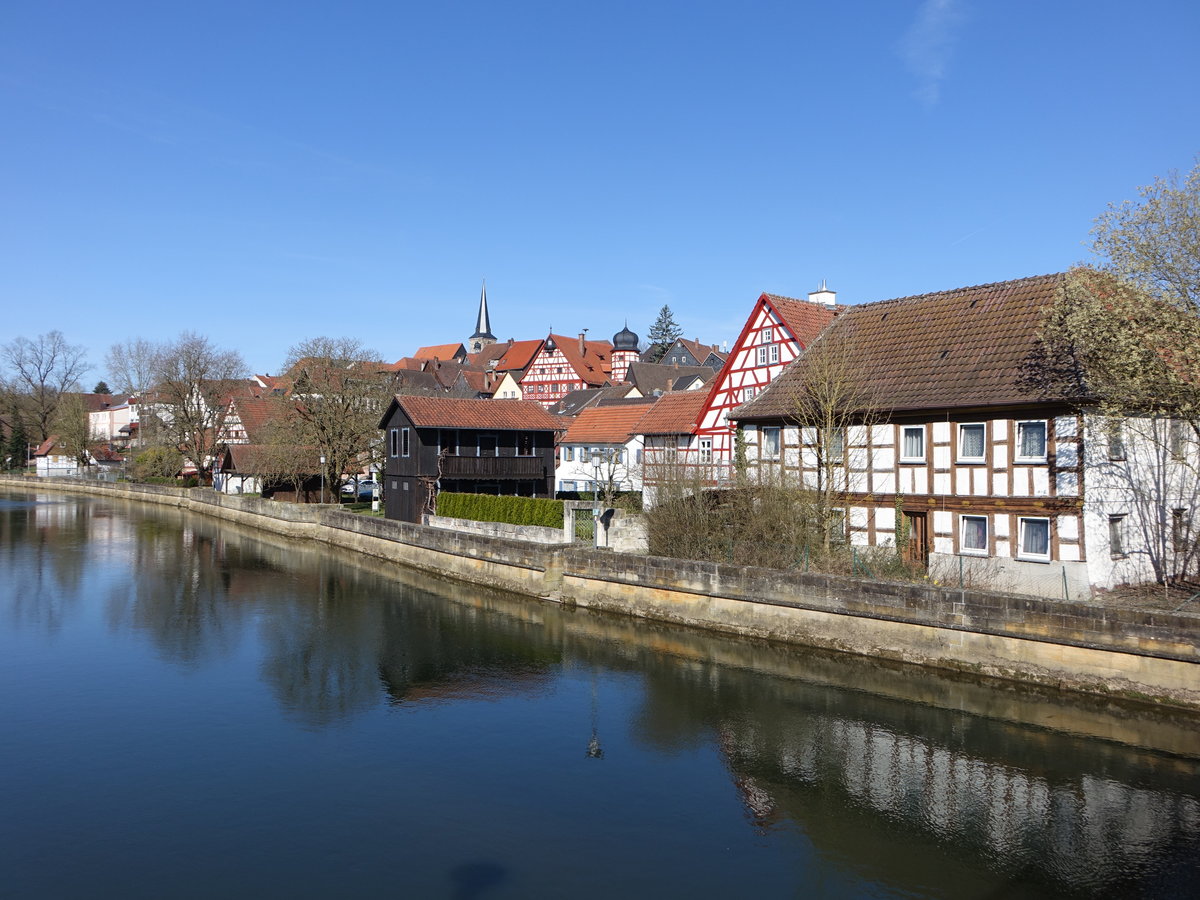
[958,423,986,462]
[1018,517,1051,560]
[517,433,535,456]
[828,427,845,463]
[762,427,780,459]
[676,436,689,450]
[900,426,925,462]
[1016,421,1047,461]
[1106,420,1126,460]
[699,438,712,463]
[401,427,410,458]
[757,346,768,366]
[563,446,575,462]
[830,509,847,544]
[636,449,643,464]
[389,428,399,458]
[1109,515,1127,558]
[440,430,458,456]
[478,434,497,457]
[769,344,779,364]
[1174,508,1190,553]
[744,386,757,401]
[1170,420,1186,459]
[560,480,578,492]
[762,327,773,343]
[961,515,988,554]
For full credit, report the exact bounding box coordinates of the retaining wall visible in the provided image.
[7,475,1200,709]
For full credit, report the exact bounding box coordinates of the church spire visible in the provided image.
[468,279,497,353]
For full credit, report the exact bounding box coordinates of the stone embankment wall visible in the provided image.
[7,475,1200,710]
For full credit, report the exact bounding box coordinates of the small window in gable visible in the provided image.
[762,327,773,343]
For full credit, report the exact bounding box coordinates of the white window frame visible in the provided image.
[563,446,574,462]
[762,426,780,460]
[389,428,399,458]
[756,346,768,366]
[957,423,986,463]
[699,438,712,463]
[960,515,988,555]
[1017,516,1051,561]
[762,327,773,343]
[1015,420,1048,463]
[900,425,925,463]
[768,344,779,364]
[401,427,410,458]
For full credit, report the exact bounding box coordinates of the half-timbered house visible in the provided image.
[378,395,563,523]
[520,333,614,407]
[732,273,1198,598]
[692,286,838,479]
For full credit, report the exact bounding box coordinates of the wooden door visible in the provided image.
[903,511,930,567]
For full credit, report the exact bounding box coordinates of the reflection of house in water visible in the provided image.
[712,705,1200,893]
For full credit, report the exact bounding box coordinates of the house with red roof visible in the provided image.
[519,333,614,407]
[635,390,711,507]
[378,395,564,522]
[691,286,838,478]
[556,401,656,495]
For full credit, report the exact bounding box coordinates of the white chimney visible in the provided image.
[808,279,837,307]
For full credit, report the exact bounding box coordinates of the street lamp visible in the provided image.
[319,455,326,504]
[591,449,602,548]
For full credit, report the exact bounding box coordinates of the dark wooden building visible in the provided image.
[378,395,563,523]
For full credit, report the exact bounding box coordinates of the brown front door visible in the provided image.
[903,511,930,567]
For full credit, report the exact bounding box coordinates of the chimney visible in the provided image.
[808,279,837,307]
[578,333,586,356]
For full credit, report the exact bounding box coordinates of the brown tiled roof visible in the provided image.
[394,396,564,431]
[737,273,1070,420]
[764,294,838,347]
[561,404,655,444]
[636,390,707,435]
[676,337,725,363]
[414,344,466,361]
[232,397,284,442]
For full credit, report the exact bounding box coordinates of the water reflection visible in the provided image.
[2,489,1198,897]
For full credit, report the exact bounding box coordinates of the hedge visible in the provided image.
[436,492,564,529]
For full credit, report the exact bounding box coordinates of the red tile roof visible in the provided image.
[636,391,707,435]
[561,404,655,443]
[414,344,466,361]
[536,334,613,387]
[737,273,1071,419]
[394,396,565,431]
[231,397,285,442]
[764,294,838,348]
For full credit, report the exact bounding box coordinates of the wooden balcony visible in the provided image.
[439,455,548,480]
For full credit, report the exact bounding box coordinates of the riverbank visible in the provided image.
[6,475,1200,711]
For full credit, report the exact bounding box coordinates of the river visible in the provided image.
[1,489,1198,898]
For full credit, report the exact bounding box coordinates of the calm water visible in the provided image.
[1,491,1198,899]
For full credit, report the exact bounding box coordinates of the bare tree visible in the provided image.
[52,393,95,468]
[279,337,393,499]
[148,332,248,484]
[1,331,89,442]
[105,337,160,398]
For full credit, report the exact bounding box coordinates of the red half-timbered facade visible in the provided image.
[519,333,614,407]
[694,289,837,479]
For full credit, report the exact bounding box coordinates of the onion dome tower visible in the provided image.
[611,322,639,384]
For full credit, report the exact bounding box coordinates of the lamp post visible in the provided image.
[591,449,602,548]
[319,455,326,504]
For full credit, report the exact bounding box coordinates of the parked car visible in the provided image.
[340,479,379,500]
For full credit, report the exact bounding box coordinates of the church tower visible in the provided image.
[468,280,497,354]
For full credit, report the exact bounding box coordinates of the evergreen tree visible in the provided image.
[645,305,683,363]
[7,415,29,470]
[93,380,111,394]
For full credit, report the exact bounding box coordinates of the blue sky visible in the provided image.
[3,0,1198,380]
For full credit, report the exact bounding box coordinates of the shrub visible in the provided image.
[437,492,563,529]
